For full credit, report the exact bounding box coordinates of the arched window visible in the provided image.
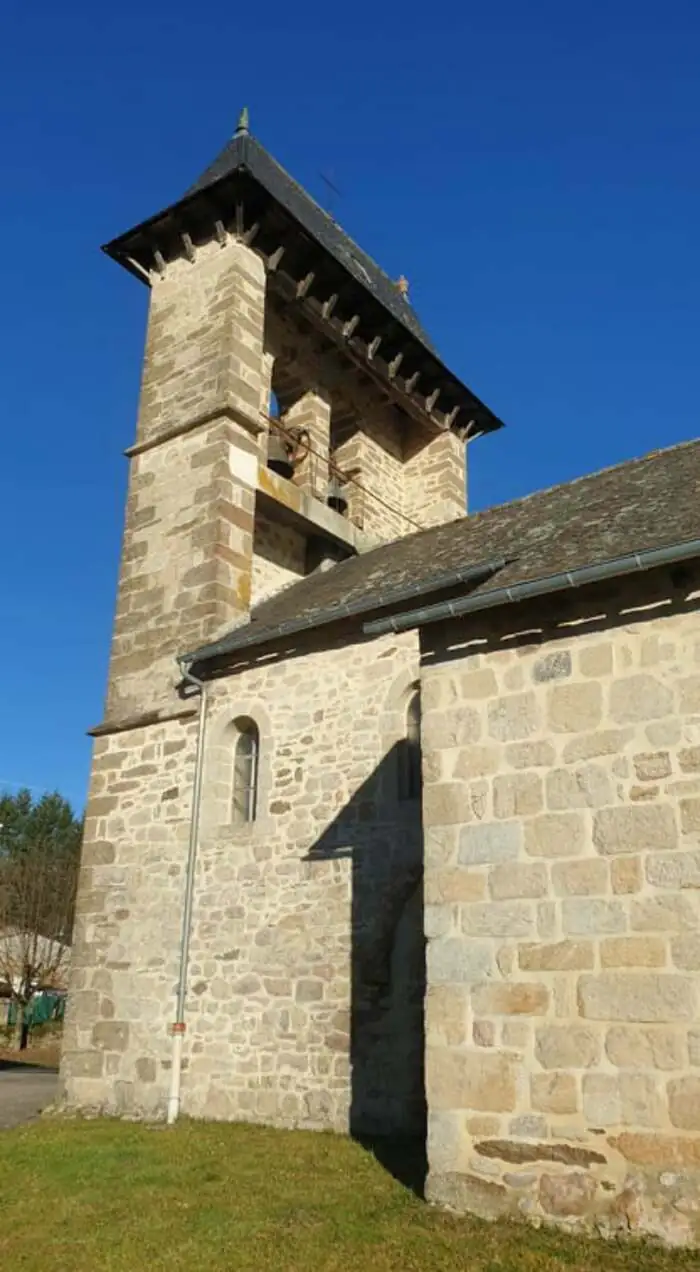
[232,719,259,824]
[269,389,281,419]
[399,690,421,801]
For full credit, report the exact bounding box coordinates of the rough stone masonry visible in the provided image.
[63,625,425,1134]
[421,568,700,1244]
[60,120,467,1143]
[59,114,700,1248]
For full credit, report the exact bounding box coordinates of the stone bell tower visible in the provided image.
[61,109,504,1122]
[100,108,503,731]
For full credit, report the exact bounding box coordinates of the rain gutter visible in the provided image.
[362,538,700,638]
[185,555,512,669]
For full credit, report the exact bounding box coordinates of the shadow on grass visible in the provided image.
[355,1133,427,1198]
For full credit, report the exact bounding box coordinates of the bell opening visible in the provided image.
[327,478,348,517]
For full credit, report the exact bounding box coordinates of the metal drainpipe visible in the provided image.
[167,657,209,1126]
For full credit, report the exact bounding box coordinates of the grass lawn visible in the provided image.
[0,1121,696,1272]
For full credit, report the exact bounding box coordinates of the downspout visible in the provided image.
[362,537,700,638]
[167,656,209,1126]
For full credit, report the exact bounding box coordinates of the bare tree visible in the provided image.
[0,794,80,1050]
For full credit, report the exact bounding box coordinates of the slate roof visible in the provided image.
[187,438,700,670]
[185,130,437,354]
[103,122,504,439]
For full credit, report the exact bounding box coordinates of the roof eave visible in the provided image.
[183,555,512,673]
[101,141,505,438]
[183,535,700,678]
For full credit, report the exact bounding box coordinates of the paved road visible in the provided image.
[0,1063,59,1129]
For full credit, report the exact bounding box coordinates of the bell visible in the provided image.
[327,477,348,516]
[267,432,294,479]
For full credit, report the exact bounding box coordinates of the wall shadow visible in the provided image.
[420,567,700,671]
[305,742,427,1195]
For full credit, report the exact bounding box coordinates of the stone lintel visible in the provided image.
[257,463,375,555]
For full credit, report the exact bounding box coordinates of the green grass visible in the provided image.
[0,1120,695,1271]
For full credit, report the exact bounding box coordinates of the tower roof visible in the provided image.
[103,116,504,440]
[183,125,438,354]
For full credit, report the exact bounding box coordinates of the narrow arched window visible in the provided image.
[232,720,259,823]
[399,690,422,801]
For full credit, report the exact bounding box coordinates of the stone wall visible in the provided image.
[332,413,409,542]
[61,716,198,1116]
[251,513,306,606]
[137,240,266,446]
[106,236,269,724]
[421,566,700,1244]
[404,429,467,528]
[108,419,259,721]
[265,295,466,542]
[61,627,425,1137]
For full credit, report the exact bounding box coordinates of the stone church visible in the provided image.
[61,112,700,1244]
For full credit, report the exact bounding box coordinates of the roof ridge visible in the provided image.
[184,130,434,347]
[194,128,413,306]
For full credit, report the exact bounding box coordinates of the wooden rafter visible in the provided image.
[426,388,440,413]
[367,336,382,360]
[267,267,446,434]
[242,222,260,246]
[267,245,285,271]
[296,271,315,299]
[126,256,150,283]
[102,146,502,440]
[133,211,461,435]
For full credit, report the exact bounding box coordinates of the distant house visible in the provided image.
[0,929,70,996]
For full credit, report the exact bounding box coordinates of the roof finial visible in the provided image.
[397,275,409,299]
[235,106,250,137]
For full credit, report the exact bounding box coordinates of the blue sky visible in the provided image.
[0,1,698,810]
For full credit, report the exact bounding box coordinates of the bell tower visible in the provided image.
[99,109,503,730]
[62,109,506,1128]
